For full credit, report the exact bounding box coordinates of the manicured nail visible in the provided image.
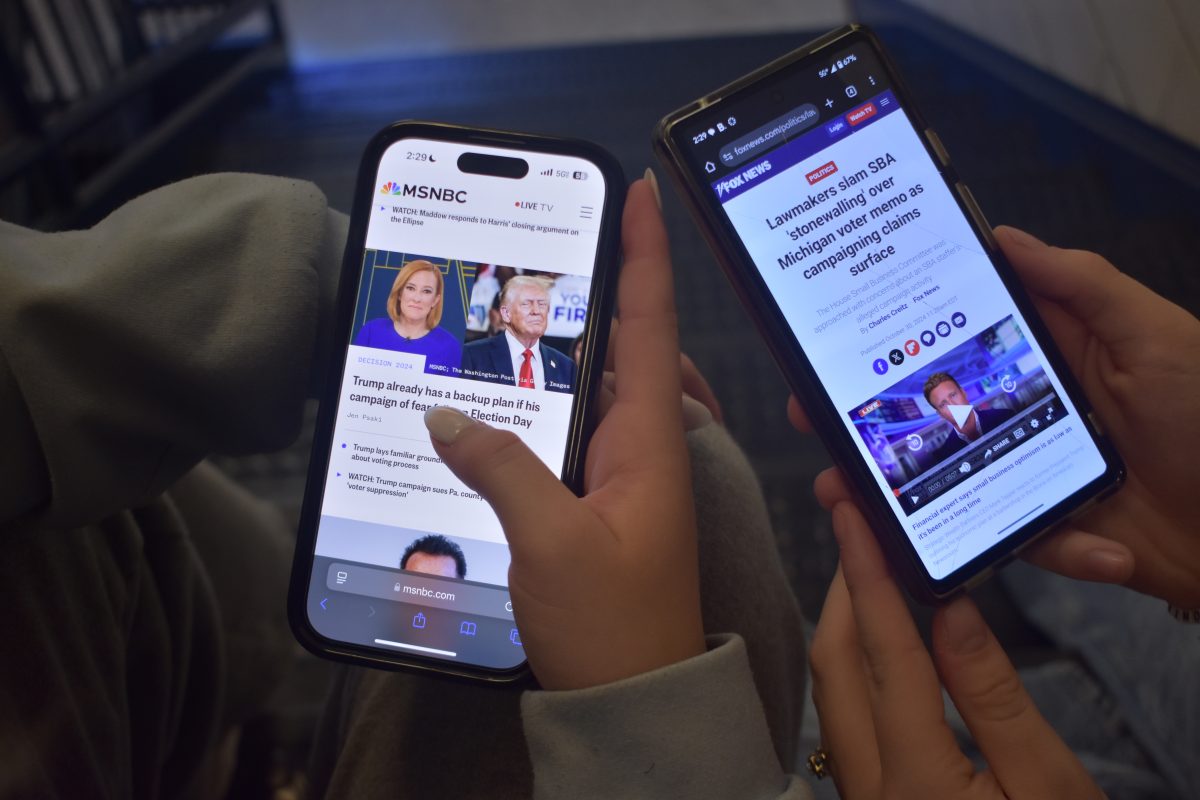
[997,225,1045,249]
[643,167,663,211]
[424,406,475,444]
[681,394,714,431]
[941,596,988,654]
[1082,547,1134,583]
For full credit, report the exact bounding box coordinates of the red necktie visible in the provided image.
[519,348,534,389]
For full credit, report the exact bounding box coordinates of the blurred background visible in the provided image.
[3,0,1198,795]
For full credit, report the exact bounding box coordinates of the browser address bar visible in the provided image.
[719,103,820,169]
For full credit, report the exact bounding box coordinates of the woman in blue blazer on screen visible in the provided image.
[354,259,462,375]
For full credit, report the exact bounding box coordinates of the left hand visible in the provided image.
[809,500,1104,800]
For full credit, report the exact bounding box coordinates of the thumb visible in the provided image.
[423,405,579,556]
[994,225,1185,352]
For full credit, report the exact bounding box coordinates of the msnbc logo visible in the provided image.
[380,181,402,195]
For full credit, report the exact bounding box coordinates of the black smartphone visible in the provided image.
[289,122,623,680]
[654,25,1123,602]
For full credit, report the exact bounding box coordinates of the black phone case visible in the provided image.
[287,122,625,680]
[653,25,1124,604]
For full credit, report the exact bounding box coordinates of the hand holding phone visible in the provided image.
[799,228,1200,609]
[990,227,1200,608]
[422,179,706,689]
[655,26,1125,600]
[290,123,627,678]
[809,501,1104,800]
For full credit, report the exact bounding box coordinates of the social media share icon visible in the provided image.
[412,612,427,629]
[872,358,889,375]
[935,320,951,338]
[1030,418,1040,429]
[906,433,923,451]
[888,348,905,366]
[1001,374,1017,393]
[904,339,920,357]
[335,570,347,585]
[509,628,522,646]
[1013,427,1025,440]
[959,461,971,474]
[951,311,967,328]
[459,621,477,637]
[920,330,936,347]
[845,85,858,98]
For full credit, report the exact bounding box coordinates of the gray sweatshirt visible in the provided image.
[0,174,814,799]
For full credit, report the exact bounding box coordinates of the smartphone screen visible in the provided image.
[298,131,613,674]
[661,30,1120,592]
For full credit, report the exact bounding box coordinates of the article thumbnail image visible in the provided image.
[847,316,1054,490]
[352,249,592,393]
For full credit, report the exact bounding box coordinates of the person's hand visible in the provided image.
[422,176,706,690]
[810,500,1105,800]
[790,228,1200,608]
[601,319,723,428]
[993,227,1200,608]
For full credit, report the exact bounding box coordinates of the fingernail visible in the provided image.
[643,167,663,211]
[424,406,475,444]
[997,225,1045,250]
[1082,547,1134,583]
[941,597,988,654]
[681,394,714,431]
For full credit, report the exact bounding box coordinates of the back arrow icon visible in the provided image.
[320,598,328,610]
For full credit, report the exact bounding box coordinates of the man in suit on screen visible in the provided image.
[461,276,576,393]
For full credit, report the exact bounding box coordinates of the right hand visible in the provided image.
[422,177,706,690]
[993,226,1200,609]
[790,228,1200,609]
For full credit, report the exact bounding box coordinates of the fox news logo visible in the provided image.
[380,181,467,203]
[714,160,773,198]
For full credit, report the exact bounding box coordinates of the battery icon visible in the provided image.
[572,171,588,180]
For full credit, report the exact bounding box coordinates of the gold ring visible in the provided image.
[806,747,830,780]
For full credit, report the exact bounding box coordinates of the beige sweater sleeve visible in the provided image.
[522,634,816,800]
[0,173,348,529]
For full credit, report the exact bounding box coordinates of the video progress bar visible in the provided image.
[374,638,457,657]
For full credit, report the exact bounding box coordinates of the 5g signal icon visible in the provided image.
[819,67,830,78]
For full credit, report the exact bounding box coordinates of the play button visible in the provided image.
[948,404,973,429]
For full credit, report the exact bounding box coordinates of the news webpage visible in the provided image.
[713,90,1108,579]
[309,138,605,667]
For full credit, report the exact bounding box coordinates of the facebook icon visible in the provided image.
[872,358,889,375]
